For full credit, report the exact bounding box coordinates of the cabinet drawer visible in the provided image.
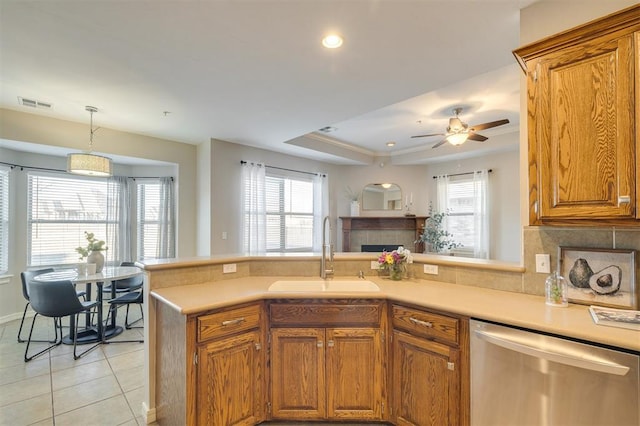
[198,304,262,342]
[392,305,459,345]
[270,302,382,327]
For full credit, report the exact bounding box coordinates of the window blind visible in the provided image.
[0,166,9,274]
[265,173,314,252]
[27,172,120,267]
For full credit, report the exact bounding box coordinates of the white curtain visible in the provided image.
[435,175,450,213]
[106,176,129,264]
[241,162,266,254]
[157,177,176,258]
[312,173,328,252]
[473,169,490,259]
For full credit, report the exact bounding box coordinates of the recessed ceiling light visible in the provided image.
[322,34,343,49]
[386,141,396,147]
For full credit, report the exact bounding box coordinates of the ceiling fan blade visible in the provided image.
[431,138,448,149]
[469,119,509,132]
[411,133,444,139]
[467,132,488,142]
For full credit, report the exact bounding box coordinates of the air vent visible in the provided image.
[318,126,337,133]
[18,97,52,109]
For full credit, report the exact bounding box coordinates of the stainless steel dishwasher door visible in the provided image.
[470,319,639,426]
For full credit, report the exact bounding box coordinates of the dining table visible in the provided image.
[33,265,143,345]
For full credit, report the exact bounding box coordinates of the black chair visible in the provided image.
[24,280,100,362]
[102,261,143,299]
[105,290,144,343]
[18,269,87,343]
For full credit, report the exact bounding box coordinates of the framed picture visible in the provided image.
[558,247,637,309]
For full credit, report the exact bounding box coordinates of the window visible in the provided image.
[136,178,175,259]
[27,172,121,267]
[265,173,314,252]
[0,166,9,274]
[437,170,489,258]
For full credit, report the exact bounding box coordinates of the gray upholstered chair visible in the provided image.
[19,269,87,343]
[24,279,100,362]
[102,261,143,299]
[104,290,144,344]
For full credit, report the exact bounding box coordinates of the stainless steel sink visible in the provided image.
[268,280,380,292]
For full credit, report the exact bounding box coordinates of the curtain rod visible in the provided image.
[0,160,173,180]
[432,169,492,179]
[240,160,326,177]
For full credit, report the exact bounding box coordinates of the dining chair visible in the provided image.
[104,290,144,344]
[18,269,87,343]
[24,279,100,362]
[102,261,143,299]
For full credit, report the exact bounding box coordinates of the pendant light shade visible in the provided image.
[66,152,112,176]
[67,106,113,177]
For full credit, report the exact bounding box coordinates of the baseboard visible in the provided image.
[142,402,156,424]
[0,310,31,325]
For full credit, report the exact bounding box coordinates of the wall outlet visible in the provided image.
[223,263,237,274]
[535,254,551,274]
[370,261,380,270]
[221,231,228,240]
[423,264,438,275]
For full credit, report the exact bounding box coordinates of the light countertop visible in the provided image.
[151,276,639,352]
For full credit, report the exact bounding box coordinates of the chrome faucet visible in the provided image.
[321,215,334,279]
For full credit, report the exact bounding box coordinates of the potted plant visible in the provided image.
[75,231,108,272]
[416,203,461,254]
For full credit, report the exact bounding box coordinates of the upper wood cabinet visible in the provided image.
[514,5,640,225]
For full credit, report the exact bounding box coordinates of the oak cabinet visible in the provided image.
[513,5,640,225]
[268,300,387,422]
[195,303,265,426]
[391,304,469,426]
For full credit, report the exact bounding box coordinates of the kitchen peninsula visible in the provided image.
[141,254,639,425]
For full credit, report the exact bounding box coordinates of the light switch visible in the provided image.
[535,254,551,274]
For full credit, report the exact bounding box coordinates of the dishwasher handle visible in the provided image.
[474,329,630,376]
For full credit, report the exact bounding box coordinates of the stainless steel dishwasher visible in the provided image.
[470,319,639,426]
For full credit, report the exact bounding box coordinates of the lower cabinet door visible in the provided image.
[326,328,385,420]
[392,331,460,426]
[197,330,263,426]
[270,328,326,420]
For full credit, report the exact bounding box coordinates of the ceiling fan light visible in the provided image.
[446,133,469,146]
[67,153,113,177]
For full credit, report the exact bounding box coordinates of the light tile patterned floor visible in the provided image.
[0,305,153,426]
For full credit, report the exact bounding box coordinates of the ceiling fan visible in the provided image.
[411,108,509,149]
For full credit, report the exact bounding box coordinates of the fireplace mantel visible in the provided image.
[339,216,427,253]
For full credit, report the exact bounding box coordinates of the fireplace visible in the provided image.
[340,216,427,253]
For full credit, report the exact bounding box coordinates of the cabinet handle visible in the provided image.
[317,340,323,348]
[410,317,433,328]
[255,343,261,351]
[327,340,334,347]
[618,195,631,205]
[221,317,245,326]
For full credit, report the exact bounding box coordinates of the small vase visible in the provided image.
[350,201,360,217]
[389,264,405,281]
[87,251,105,273]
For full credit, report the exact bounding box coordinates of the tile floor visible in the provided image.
[0,305,153,426]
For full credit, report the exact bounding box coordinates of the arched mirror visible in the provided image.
[362,183,402,210]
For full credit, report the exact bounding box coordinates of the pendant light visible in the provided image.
[67,106,113,177]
